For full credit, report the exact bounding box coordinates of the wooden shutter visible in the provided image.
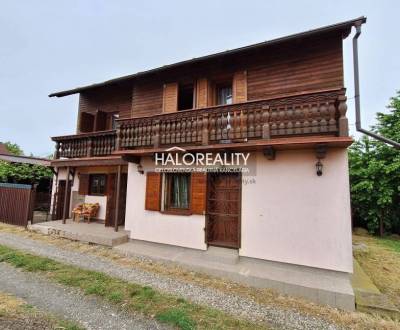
[94,110,107,131]
[196,78,209,108]
[79,112,94,133]
[78,174,89,195]
[145,172,162,211]
[191,172,206,215]
[233,71,247,103]
[163,82,178,113]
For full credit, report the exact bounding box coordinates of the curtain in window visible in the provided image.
[218,86,233,105]
[172,175,189,208]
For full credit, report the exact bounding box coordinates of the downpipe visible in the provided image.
[352,21,400,149]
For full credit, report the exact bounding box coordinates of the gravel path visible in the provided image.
[0,232,340,330]
[0,262,166,330]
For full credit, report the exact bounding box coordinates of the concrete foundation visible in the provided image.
[29,220,129,247]
[114,239,355,311]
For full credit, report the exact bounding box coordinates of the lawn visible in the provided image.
[0,244,264,330]
[353,233,400,310]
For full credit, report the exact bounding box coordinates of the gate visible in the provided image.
[0,183,34,227]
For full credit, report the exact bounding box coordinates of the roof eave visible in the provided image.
[49,16,366,98]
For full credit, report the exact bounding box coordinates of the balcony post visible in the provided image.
[153,119,160,148]
[54,141,60,159]
[262,105,271,139]
[87,137,93,157]
[115,127,121,151]
[202,113,209,146]
[338,95,349,137]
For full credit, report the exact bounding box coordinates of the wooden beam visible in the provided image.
[121,155,140,164]
[62,166,70,224]
[114,165,122,232]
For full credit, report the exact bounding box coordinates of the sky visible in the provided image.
[0,0,399,156]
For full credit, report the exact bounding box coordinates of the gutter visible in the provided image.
[352,20,400,149]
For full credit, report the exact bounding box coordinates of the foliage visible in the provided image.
[349,91,400,234]
[0,142,52,183]
[3,141,23,156]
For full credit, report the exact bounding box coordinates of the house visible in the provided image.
[49,17,366,309]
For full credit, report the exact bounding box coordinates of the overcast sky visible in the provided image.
[0,0,399,156]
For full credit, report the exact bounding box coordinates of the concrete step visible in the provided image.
[204,246,239,265]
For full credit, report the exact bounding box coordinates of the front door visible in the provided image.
[206,173,241,248]
[105,173,128,227]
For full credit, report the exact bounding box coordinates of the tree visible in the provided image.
[349,91,400,235]
[3,141,23,156]
[0,142,52,184]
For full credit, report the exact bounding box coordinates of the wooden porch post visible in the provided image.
[62,166,70,224]
[114,165,122,232]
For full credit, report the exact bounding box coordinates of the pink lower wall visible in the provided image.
[240,148,353,273]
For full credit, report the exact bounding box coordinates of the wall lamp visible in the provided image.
[315,144,327,177]
[137,163,144,174]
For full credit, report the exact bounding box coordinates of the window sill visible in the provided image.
[161,209,192,216]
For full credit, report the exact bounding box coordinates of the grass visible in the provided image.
[0,244,264,330]
[353,234,400,311]
[0,291,84,330]
[1,223,400,329]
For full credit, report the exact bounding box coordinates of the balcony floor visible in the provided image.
[29,219,129,247]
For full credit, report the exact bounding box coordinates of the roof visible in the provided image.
[0,153,51,166]
[0,143,11,155]
[49,16,366,98]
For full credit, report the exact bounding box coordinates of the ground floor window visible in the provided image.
[89,174,107,195]
[164,173,190,210]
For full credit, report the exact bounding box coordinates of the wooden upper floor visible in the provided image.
[51,17,366,160]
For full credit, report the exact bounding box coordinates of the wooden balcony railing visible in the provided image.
[117,89,348,150]
[52,89,348,159]
[52,130,116,159]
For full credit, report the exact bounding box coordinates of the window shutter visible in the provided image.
[78,174,89,195]
[163,83,178,113]
[191,172,206,215]
[94,110,107,131]
[196,78,209,108]
[233,71,247,103]
[145,172,162,211]
[79,112,94,133]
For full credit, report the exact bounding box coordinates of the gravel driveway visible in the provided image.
[0,262,166,330]
[0,232,340,330]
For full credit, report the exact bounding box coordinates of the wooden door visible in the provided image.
[54,180,71,220]
[206,173,241,248]
[106,173,128,227]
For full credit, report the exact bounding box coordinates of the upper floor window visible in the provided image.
[178,82,195,111]
[216,83,232,105]
[110,113,119,130]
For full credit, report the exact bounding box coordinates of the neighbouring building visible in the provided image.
[49,17,367,310]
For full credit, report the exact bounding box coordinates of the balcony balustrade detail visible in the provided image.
[52,89,348,159]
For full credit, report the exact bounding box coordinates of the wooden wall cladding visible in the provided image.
[131,82,163,117]
[78,84,133,119]
[246,36,344,100]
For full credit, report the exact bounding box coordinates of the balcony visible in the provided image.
[52,89,349,160]
[117,88,349,152]
[52,130,116,159]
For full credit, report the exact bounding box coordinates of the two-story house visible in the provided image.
[49,17,366,310]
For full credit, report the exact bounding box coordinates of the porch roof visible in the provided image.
[51,155,129,168]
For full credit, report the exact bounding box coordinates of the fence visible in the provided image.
[0,183,34,227]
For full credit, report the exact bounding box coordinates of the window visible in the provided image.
[89,174,107,195]
[178,83,195,111]
[216,83,233,105]
[164,173,190,210]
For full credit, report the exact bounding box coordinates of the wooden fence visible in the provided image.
[0,183,34,227]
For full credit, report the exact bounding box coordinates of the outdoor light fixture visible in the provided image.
[137,164,144,174]
[315,160,323,176]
